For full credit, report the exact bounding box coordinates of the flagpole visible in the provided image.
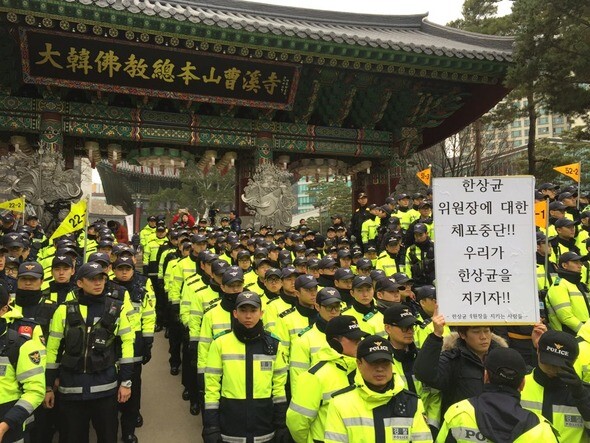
[21,195,26,230]
[578,162,582,210]
[543,204,549,292]
[82,195,90,264]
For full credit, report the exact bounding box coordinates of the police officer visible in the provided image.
[14,261,62,443]
[12,262,57,341]
[263,266,298,333]
[350,192,370,244]
[405,224,435,287]
[274,275,320,365]
[202,291,289,443]
[43,262,135,443]
[316,257,337,288]
[437,347,557,442]
[25,215,46,261]
[154,229,183,331]
[413,286,451,350]
[546,251,590,334]
[0,283,46,443]
[139,216,157,254]
[287,315,367,443]
[521,330,590,442]
[143,225,167,281]
[168,234,208,375]
[112,256,156,443]
[197,266,245,398]
[360,204,379,250]
[323,334,432,442]
[333,268,354,306]
[289,287,343,389]
[374,277,402,313]
[550,218,580,262]
[183,259,229,415]
[41,254,75,302]
[376,237,402,276]
[405,201,434,248]
[341,276,386,337]
[393,193,414,233]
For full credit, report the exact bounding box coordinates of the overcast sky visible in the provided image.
[242,0,513,26]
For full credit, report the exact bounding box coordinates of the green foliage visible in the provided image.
[305,177,352,232]
[509,0,590,118]
[147,167,235,220]
[448,0,515,35]
[514,136,590,186]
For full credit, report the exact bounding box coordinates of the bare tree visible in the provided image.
[396,121,513,192]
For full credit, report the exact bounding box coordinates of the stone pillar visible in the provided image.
[39,112,63,152]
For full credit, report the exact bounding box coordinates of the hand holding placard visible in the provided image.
[432,305,446,338]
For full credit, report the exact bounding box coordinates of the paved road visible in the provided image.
[134,331,203,442]
[85,331,202,442]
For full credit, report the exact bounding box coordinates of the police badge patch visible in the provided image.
[28,351,41,365]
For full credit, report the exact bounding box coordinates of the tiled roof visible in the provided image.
[67,0,514,61]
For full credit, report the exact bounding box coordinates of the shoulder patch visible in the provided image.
[28,351,41,365]
[213,329,231,340]
[418,318,432,330]
[203,302,220,314]
[206,297,222,307]
[331,384,356,398]
[186,274,201,284]
[194,285,208,292]
[279,306,296,318]
[308,360,328,375]
[341,305,352,313]
[17,324,34,339]
[297,325,312,337]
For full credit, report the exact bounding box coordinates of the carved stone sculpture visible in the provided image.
[0,142,82,228]
[241,162,296,229]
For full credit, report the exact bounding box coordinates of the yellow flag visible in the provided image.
[0,196,25,212]
[535,200,549,229]
[416,167,432,186]
[553,162,581,183]
[49,200,87,242]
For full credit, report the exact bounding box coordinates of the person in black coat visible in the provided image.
[350,192,371,244]
[414,312,509,416]
[229,210,241,232]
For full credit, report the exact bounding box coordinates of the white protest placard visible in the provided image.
[433,176,539,325]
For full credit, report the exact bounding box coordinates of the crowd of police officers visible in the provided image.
[0,182,589,443]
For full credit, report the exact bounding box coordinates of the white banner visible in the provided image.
[433,176,539,325]
[125,214,134,237]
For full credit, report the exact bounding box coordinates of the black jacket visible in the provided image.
[414,331,507,415]
[350,206,371,241]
